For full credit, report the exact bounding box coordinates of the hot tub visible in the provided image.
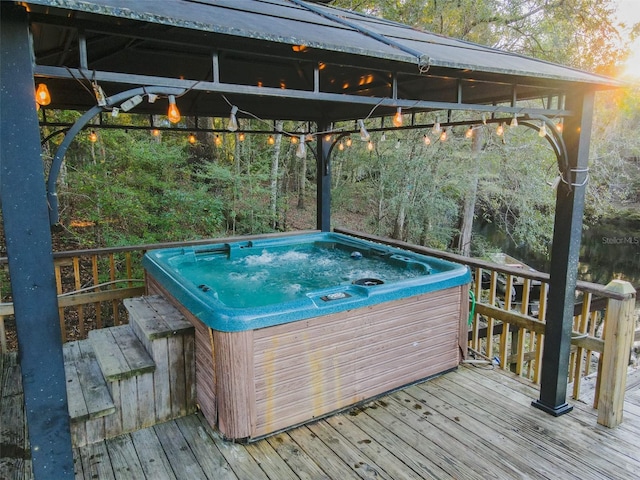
[143,232,470,441]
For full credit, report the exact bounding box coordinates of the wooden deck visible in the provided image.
[2,352,639,479]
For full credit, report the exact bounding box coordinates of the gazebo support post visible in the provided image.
[0,3,74,477]
[532,90,594,416]
[316,122,332,232]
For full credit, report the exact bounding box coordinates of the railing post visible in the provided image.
[597,280,636,427]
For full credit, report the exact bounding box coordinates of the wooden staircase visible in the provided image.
[63,295,196,447]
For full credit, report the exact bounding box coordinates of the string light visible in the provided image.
[393,107,403,127]
[345,136,352,147]
[432,117,441,134]
[267,135,275,145]
[465,126,474,139]
[227,105,239,132]
[188,133,197,144]
[152,129,161,137]
[238,132,246,142]
[496,123,504,136]
[539,123,547,137]
[324,134,332,142]
[358,119,370,141]
[395,138,401,149]
[338,142,344,151]
[290,136,299,144]
[423,134,431,145]
[439,128,448,142]
[510,116,518,128]
[167,95,181,123]
[89,130,98,143]
[367,140,374,151]
[295,135,306,158]
[380,132,387,142]
[556,121,563,133]
[35,83,51,106]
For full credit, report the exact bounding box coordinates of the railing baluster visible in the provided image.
[471,267,482,352]
[499,274,513,370]
[486,270,498,361]
[126,252,132,288]
[584,309,598,376]
[572,292,592,399]
[54,262,66,343]
[533,282,548,384]
[516,278,530,376]
[92,254,102,329]
[109,253,118,326]
[0,314,6,354]
[73,256,85,338]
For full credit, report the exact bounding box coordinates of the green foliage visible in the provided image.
[59,129,226,246]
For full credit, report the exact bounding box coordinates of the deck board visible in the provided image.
[2,352,639,479]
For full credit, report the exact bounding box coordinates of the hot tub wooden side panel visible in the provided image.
[251,286,464,438]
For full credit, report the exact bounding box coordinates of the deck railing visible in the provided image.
[335,228,638,427]
[1,229,637,426]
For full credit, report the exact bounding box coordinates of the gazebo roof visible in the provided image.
[25,0,620,123]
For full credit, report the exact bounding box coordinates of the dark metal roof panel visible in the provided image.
[22,0,620,87]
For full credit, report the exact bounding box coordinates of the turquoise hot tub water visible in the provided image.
[143,232,471,332]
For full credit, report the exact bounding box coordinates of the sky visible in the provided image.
[616,0,640,79]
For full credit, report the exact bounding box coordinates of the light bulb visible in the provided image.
[465,126,474,139]
[395,139,401,149]
[338,142,344,151]
[393,107,403,127]
[214,134,222,146]
[496,123,504,136]
[267,135,275,145]
[423,134,431,145]
[189,133,197,144]
[380,132,386,142]
[152,129,160,137]
[227,105,238,132]
[238,132,246,142]
[290,135,299,144]
[556,122,563,133]
[358,119,370,141]
[439,129,448,142]
[296,135,306,158]
[167,95,181,123]
[367,140,374,151]
[35,83,51,106]
[539,123,547,137]
[89,130,98,143]
[432,119,441,134]
[510,116,518,128]
[324,134,332,142]
[345,136,352,147]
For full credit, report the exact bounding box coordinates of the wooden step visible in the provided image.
[63,340,116,424]
[124,295,196,423]
[125,295,194,349]
[89,325,155,382]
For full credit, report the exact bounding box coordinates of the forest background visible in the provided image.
[14,0,640,286]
